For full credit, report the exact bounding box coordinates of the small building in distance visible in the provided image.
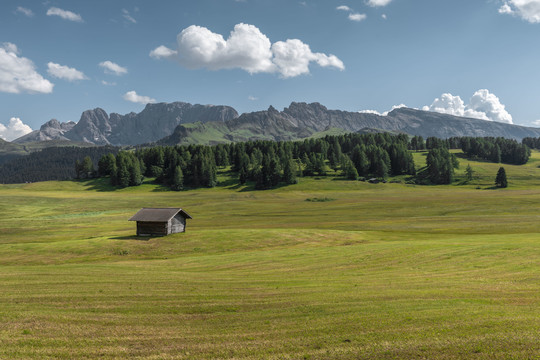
[129,208,192,236]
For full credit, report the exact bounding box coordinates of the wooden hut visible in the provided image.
[129,208,192,236]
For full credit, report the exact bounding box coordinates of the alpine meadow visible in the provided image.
[1,145,540,359]
[3,0,540,359]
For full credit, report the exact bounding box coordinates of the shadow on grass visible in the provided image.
[111,235,152,241]
[80,178,119,192]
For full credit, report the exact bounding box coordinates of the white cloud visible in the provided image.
[150,23,344,78]
[2,42,19,54]
[122,9,136,24]
[149,45,178,59]
[531,119,540,126]
[47,62,87,81]
[499,0,540,23]
[46,7,83,22]
[271,39,343,78]
[123,91,156,104]
[382,14,387,19]
[349,13,367,21]
[359,104,407,116]
[337,5,351,11]
[423,90,513,124]
[468,89,513,124]
[0,43,54,94]
[358,109,382,115]
[248,95,258,101]
[101,80,116,86]
[99,61,127,75]
[16,6,34,17]
[0,117,33,141]
[366,0,393,7]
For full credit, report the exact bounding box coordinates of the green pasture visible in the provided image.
[0,151,540,359]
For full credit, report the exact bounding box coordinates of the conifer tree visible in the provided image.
[495,167,508,188]
[171,166,184,191]
[465,164,474,182]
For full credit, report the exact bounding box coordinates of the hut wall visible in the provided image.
[170,214,186,234]
[137,221,168,236]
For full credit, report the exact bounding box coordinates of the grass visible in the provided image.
[0,150,540,358]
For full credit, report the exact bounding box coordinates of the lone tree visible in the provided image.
[495,167,508,188]
[465,164,474,182]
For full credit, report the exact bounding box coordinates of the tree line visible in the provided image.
[0,146,118,184]
[92,133,417,190]
[0,133,532,187]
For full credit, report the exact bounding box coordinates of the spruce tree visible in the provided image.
[495,167,508,188]
[465,164,474,182]
[171,166,184,191]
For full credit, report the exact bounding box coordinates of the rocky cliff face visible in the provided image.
[13,102,239,145]
[160,102,540,145]
[12,119,76,143]
[13,101,540,146]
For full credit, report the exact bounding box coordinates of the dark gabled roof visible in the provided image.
[129,208,192,222]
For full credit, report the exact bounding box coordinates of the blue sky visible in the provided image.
[1,0,540,140]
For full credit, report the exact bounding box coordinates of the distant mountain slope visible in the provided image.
[13,102,239,146]
[13,119,76,143]
[10,101,540,149]
[159,102,540,145]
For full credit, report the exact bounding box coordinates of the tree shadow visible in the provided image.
[81,178,119,192]
[111,235,152,241]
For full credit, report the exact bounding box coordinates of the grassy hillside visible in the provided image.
[0,151,539,359]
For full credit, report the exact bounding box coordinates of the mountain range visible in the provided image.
[10,101,540,148]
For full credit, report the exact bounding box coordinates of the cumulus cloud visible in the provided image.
[349,13,367,21]
[149,45,178,59]
[99,61,127,75]
[150,23,344,78]
[423,89,513,124]
[366,0,393,7]
[123,91,156,104]
[337,5,352,11]
[499,0,540,23]
[16,6,34,17]
[0,43,54,94]
[272,39,344,77]
[46,7,83,22]
[47,62,87,81]
[0,117,33,141]
[532,119,540,126]
[358,104,407,116]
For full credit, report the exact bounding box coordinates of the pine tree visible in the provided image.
[75,160,82,179]
[282,156,298,184]
[465,164,474,182]
[171,166,184,191]
[495,167,508,188]
[98,153,116,177]
[81,156,94,178]
[340,155,358,180]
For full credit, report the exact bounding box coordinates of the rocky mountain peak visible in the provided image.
[40,119,61,130]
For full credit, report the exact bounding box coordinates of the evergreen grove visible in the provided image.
[95,133,417,190]
[0,134,535,187]
[75,134,536,190]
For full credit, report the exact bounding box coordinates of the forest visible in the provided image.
[0,134,534,188]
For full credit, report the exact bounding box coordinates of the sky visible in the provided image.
[2,0,540,140]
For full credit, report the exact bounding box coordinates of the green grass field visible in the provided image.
[1,151,539,359]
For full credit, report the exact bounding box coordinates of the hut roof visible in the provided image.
[129,208,192,222]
